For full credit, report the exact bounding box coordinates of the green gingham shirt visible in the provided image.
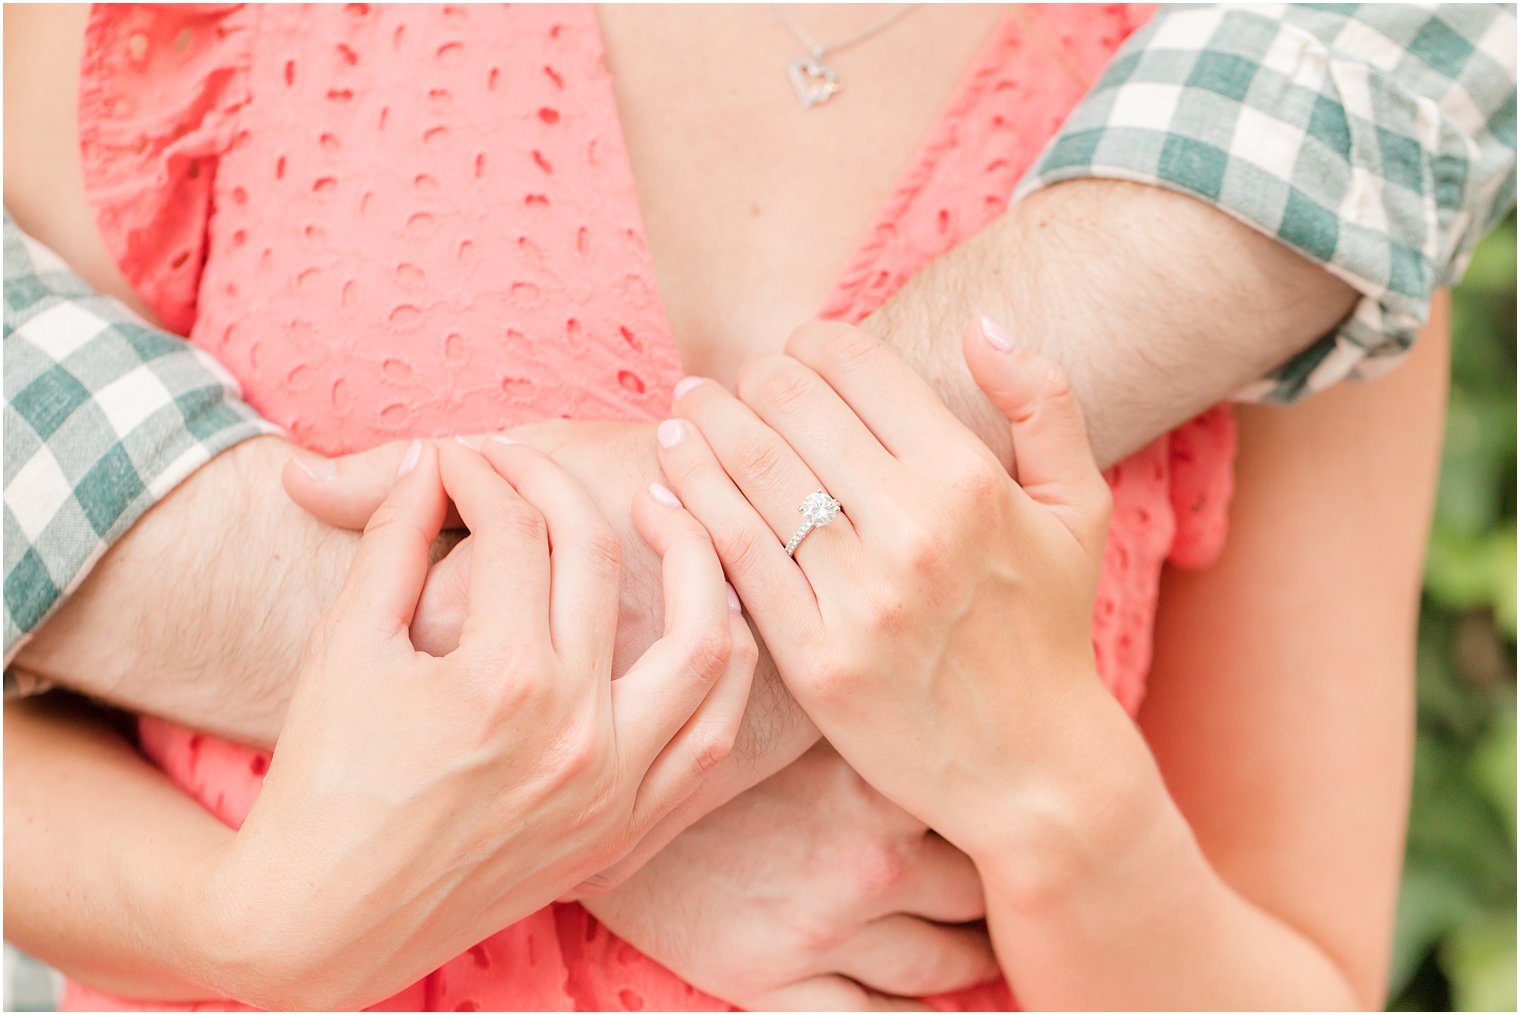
[3,5,1516,692]
[3,214,278,687]
[1019,3,1517,402]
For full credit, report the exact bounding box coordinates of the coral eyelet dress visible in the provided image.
[70,4,1233,1010]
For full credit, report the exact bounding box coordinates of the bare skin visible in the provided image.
[3,4,1400,1008]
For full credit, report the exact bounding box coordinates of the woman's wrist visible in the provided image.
[168,831,344,1009]
[953,676,1187,913]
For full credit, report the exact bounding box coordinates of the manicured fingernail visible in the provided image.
[673,376,707,401]
[490,435,520,446]
[725,582,742,614]
[453,435,481,451]
[396,439,422,478]
[295,456,337,481]
[657,419,685,449]
[648,482,682,508]
[980,315,1016,353]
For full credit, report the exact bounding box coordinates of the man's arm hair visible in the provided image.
[11,179,1359,749]
[11,436,354,747]
[867,179,1358,470]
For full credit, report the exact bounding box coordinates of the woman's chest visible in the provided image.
[199,4,681,451]
[596,4,1008,381]
[197,4,1099,454]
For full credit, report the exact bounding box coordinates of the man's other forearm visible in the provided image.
[865,180,1359,468]
[12,437,354,747]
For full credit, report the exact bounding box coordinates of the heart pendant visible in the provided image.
[787,54,841,109]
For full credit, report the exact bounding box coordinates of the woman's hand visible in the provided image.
[584,742,998,1011]
[655,319,1125,871]
[282,421,824,889]
[199,438,755,1010]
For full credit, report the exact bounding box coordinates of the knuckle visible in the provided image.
[582,523,623,578]
[473,640,559,696]
[553,717,607,785]
[740,356,816,414]
[712,522,770,578]
[798,657,864,707]
[690,722,736,774]
[790,910,848,953]
[894,520,954,579]
[946,451,1005,501]
[851,839,911,900]
[730,433,792,489]
[1039,361,1079,405]
[672,520,717,555]
[787,320,877,368]
[683,625,732,684]
[500,502,549,543]
[362,500,411,540]
[862,592,912,637]
[729,626,760,672]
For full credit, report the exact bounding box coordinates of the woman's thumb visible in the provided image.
[963,317,1109,537]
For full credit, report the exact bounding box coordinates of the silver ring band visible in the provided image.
[785,489,841,559]
[784,521,816,557]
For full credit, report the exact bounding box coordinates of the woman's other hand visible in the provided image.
[656,320,1119,867]
[202,438,755,1009]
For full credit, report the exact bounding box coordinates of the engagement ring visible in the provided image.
[785,489,842,558]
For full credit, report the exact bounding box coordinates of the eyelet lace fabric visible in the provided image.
[69,4,1232,1010]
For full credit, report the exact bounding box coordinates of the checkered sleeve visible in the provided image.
[1018,4,1518,403]
[3,212,279,686]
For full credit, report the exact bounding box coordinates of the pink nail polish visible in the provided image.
[490,435,520,446]
[980,315,1016,353]
[453,434,481,451]
[649,482,682,508]
[672,376,707,401]
[725,582,743,614]
[657,419,685,449]
[296,456,337,481]
[396,439,422,478]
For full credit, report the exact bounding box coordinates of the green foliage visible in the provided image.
[1390,215,1517,1011]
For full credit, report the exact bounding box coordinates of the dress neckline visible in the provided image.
[584,9,1021,364]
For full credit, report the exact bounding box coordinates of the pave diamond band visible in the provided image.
[785,489,841,558]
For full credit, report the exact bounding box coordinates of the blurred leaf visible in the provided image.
[1470,707,1517,842]
[1492,526,1517,637]
[1396,211,1516,1012]
[1391,866,1482,996]
[1460,220,1518,295]
[1442,912,1518,1012]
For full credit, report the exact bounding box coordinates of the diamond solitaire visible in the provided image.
[786,489,842,558]
[800,490,841,527]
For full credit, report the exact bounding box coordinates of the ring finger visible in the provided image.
[654,418,824,670]
[672,379,858,569]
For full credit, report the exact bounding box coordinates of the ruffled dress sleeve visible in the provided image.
[78,3,253,335]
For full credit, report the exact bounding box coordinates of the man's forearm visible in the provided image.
[18,181,1358,753]
[12,436,354,748]
[865,179,1359,468]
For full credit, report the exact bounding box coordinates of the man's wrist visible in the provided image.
[16,435,358,747]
